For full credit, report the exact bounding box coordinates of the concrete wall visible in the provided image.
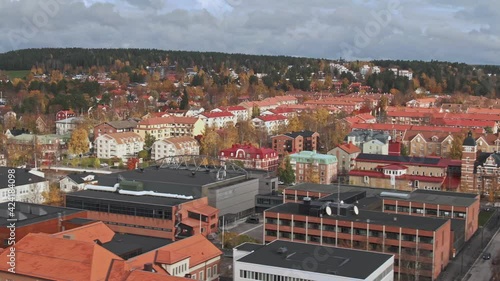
[206,178,259,217]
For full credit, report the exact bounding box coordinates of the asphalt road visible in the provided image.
[438,209,500,281]
[463,225,500,281]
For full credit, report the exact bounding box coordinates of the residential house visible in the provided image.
[406,98,437,108]
[0,167,49,204]
[252,115,288,134]
[211,106,249,122]
[152,136,200,161]
[289,151,338,184]
[56,110,76,121]
[405,131,454,158]
[271,131,319,156]
[7,134,66,164]
[327,143,361,174]
[4,127,30,138]
[135,116,205,140]
[260,107,297,119]
[347,130,391,155]
[362,139,389,155]
[95,132,144,160]
[56,117,84,135]
[35,116,48,133]
[93,119,139,138]
[219,143,279,171]
[200,111,237,129]
[59,172,99,193]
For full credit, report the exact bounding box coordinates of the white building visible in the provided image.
[0,167,49,203]
[233,240,394,281]
[252,115,289,134]
[200,111,237,128]
[152,136,200,161]
[59,173,98,193]
[211,106,249,122]
[389,68,413,80]
[55,117,84,135]
[95,132,144,161]
[362,139,389,155]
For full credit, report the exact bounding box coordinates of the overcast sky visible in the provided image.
[0,0,499,64]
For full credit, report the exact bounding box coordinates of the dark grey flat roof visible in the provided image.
[0,167,47,186]
[66,189,190,206]
[235,242,265,252]
[237,240,392,279]
[267,203,449,231]
[0,202,85,227]
[94,166,247,197]
[287,183,478,207]
[102,233,172,258]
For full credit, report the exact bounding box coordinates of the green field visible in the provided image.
[478,210,495,226]
[5,70,30,79]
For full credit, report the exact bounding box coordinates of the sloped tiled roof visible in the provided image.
[126,270,191,281]
[0,233,122,281]
[52,221,115,244]
[155,234,222,267]
[338,143,361,154]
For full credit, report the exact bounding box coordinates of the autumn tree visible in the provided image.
[278,153,295,184]
[287,116,304,132]
[449,133,465,160]
[307,163,320,184]
[68,128,89,155]
[127,158,139,170]
[42,183,63,206]
[200,126,222,157]
[144,132,156,149]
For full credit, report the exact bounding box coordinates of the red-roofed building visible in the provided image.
[252,115,289,134]
[135,116,205,139]
[349,154,462,191]
[219,144,279,171]
[261,107,298,119]
[56,109,76,121]
[327,143,361,174]
[200,111,236,128]
[211,105,249,121]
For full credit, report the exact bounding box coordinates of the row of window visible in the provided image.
[384,205,466,218]
[66,199,173,219]
[105,220,172,232]
[240,270,313,281]
[190,265,217,280]
[265,223,435,243]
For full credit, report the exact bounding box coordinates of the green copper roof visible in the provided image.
[289,150,337,164]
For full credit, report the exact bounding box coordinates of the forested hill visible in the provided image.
[0,48,320,73]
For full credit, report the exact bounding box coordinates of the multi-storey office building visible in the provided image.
[264,198,452,281]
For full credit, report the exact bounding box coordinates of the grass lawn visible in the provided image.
[478,210,495,226]
[5,70,30,79]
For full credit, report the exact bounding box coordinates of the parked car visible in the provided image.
[483,253,491,260]
[246,215,260,224]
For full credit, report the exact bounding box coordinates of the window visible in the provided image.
[213,265,217,276]
[192,274,196,279]
[207,267,211,278]
[199,271,204,280]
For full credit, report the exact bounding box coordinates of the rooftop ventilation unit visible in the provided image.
[380,191,410,199]
[277,247,288,254]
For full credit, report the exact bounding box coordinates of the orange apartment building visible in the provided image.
[264,197,452,281]
[271,130,319,156]
[0,221,222,281]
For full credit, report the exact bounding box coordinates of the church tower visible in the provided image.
[461,131,477,192]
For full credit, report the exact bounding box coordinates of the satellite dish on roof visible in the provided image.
[325,206,332,216]
[353,206,359,215]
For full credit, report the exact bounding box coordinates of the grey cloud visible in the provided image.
[0,0,498,64]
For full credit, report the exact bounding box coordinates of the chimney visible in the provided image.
[143,263,154,272]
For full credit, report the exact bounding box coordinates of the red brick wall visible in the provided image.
[0,211,88,248]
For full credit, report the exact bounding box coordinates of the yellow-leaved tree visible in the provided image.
[68,128,89,155]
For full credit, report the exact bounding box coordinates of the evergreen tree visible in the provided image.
[180,88,189,110]
[278,153,295,184]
